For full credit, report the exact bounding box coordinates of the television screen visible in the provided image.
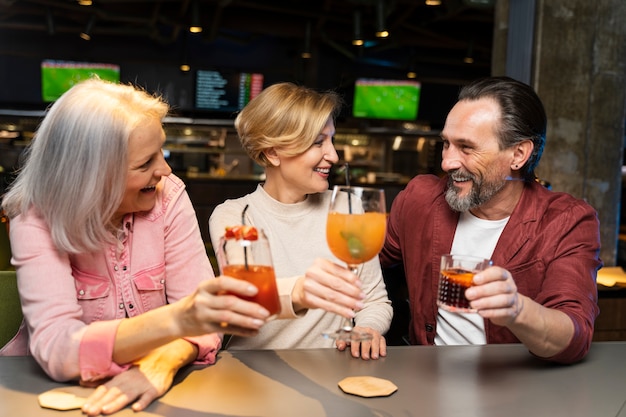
[41,60,120,102]
[195,70,263,113]
[352,79,421,120]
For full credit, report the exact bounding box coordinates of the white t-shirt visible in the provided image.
[435,211,509,345]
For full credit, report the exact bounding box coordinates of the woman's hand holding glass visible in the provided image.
[176,276,272,337]
[293,258,387,359]
[294,258,366,317]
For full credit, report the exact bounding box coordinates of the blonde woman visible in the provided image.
[210,83,392,360]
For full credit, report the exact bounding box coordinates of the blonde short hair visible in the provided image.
[235,82,342,167]
[2,78,169,254]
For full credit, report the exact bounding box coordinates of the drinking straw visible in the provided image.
[242,204,249,270]
[242,204,249,223]
[344,163,352,214]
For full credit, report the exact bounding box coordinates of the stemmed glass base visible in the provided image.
[321,264,373,342]
[322,323,373,342]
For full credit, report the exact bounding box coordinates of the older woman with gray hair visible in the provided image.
[1,78,276,415]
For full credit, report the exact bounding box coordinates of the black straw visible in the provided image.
[344,163,352,214]
[242,204,249,224]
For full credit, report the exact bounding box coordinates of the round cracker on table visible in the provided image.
[38,387,90,410]
[338,376,398,397]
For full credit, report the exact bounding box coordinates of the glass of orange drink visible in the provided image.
[324,185,386,342]
[437,254,492,313]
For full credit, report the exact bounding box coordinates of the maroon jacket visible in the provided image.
[380,175,602,364]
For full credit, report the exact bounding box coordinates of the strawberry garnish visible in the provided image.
[224,225,258,241]
[224,225,241,239]
[241,226,258,241]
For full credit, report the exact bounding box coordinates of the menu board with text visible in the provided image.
[195,70,263,112]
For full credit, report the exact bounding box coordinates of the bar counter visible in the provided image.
[1,342,625,417]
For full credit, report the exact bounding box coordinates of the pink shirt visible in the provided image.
[0,174,221,381]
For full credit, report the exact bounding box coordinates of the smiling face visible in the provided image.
[113,117,172,224]
[440,97,519,217]
[263,117,338,203]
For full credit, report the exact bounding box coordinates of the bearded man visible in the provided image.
[381,76,601,364]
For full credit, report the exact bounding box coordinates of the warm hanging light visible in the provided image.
[79,15,96,40]
[301,21,312,59]
[352,10,364,46]
[189,0,203,33]
[375,0,389,38]
[464,38,475,64]
[406,60,417,78]
[180,32,191,72]
[425,0,442,5]
[77,0,92,5]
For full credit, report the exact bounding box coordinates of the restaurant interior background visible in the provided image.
[0,0,495,187]
[0,0,625,344]
[0,0,499,254]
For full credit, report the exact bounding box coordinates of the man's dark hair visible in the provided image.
[458,76,547,181]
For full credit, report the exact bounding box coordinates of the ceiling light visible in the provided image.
[77,0,92,5]
[301,21,312,59]
[425,0,442,5]
[375,30,389,38]
[375,0,389,38]
[79,15,96,41]
[189,0,203,33]
[464,38,475,64]
[352,10,364,46]
[180,33,191,71]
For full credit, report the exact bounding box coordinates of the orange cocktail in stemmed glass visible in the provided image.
[324,185,386,342]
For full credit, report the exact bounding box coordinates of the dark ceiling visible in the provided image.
[0,0,496,84]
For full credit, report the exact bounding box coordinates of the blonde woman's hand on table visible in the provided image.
[336,326,387,360]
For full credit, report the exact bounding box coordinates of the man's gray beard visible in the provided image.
[445,185,476,212]
[445,177,506,212]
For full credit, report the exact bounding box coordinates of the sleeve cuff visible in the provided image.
[184,333,222,365]
[276,276,305,319]
[79,319,130,381]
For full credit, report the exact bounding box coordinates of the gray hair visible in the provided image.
[2,78,169,254]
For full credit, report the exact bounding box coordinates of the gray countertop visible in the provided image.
[1,343,626,417]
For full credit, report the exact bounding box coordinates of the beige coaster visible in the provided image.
[38,386,92,410]
[338,376,398,398]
